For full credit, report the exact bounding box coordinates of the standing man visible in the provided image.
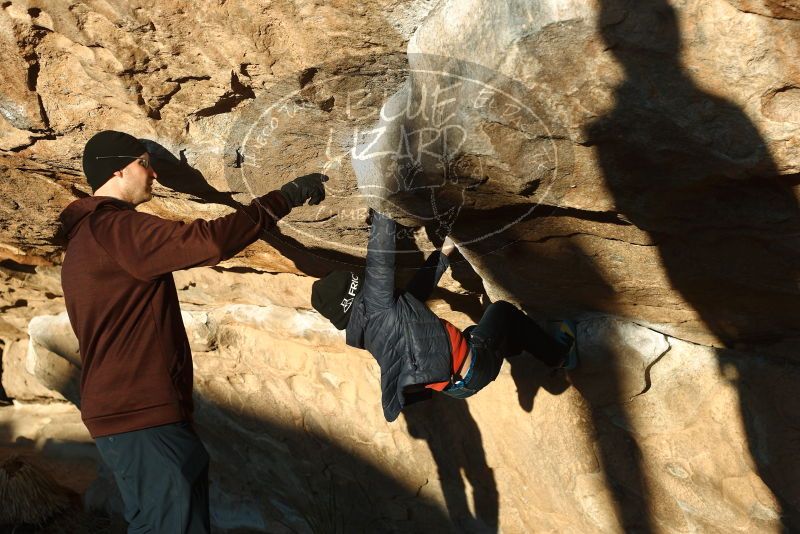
[59,130,326,533]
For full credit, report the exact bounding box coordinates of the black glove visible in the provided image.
[279,173,328,207]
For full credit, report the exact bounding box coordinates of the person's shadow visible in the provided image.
[403,395,499,533]
[139,139,241,209]
[590,0,800,530]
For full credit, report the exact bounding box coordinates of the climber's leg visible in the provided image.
[471,300,567,367]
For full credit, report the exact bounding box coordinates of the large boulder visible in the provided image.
[15,265,796,532]
[0,0,798,532]
[1,337,58,402]
[25,313,80,406]
[360,0,800,348]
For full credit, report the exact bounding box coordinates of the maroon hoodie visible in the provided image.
[59,191,290,438]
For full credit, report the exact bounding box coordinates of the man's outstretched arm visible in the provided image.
[90,175,326,281]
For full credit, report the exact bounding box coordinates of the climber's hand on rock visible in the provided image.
[280,173,328,207]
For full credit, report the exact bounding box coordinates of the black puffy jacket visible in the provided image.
[345,212,452,422]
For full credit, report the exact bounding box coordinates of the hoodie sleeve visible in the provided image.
[89,191,291,281]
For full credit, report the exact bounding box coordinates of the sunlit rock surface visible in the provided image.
[12,269,792,532]
[0,0,799,532]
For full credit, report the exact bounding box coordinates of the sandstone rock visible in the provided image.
[0,0,799,532]
[181,310,216,353]
[25,312,80,405]
[727,0,800,19]
[1,337,59,402]
[0,0,796,343]
[0,262,65,344]
[371,0,800,348]
[0,7,48,134]
[174,268,315,310]
[571,318,671,408]
[14,299,794,532]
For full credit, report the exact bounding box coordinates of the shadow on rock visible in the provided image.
[591,0,800,529]
[507,353,570,413]
[194,396,454,533]
[139,139,240,209]
[403,395,499,533]
[455,206,656,527]
[568,331,657,533]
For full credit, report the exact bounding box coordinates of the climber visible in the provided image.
[58,130,327,533]
[311,210,578,422]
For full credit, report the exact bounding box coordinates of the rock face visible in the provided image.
[381,0,800,348]
[19,274,791,533]
[1,0,799,532]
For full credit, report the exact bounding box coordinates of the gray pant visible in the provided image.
[95,422,210,534]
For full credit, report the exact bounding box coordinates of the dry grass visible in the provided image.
[0,455,74,526]
[0,455,125,533]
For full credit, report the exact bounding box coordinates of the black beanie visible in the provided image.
[82,130,147,191]
[311,271,362,330]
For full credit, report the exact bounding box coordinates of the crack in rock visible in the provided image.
[526,231,655,247]
[726,0,800,20]
[627,336,672,402]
